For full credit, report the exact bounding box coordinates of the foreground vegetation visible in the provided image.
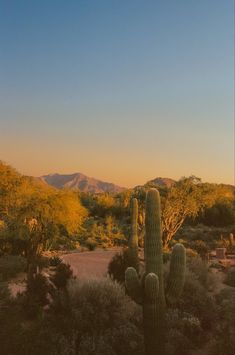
[0,161,235,354]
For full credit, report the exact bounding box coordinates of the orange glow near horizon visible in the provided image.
[0,133,233,188]
[0,1,234,189]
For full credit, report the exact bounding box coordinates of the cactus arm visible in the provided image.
[125,267,143,304]
[143,274,159,340]
[166,243,186,305]
[144,273,165,355]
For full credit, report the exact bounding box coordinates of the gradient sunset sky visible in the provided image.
[0,0,234,187]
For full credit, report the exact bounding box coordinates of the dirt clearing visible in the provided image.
[61,249,120,279]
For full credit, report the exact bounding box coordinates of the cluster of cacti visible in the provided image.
[125,189,186,355]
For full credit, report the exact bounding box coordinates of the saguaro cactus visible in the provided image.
[129,198,139,256]
[125,188,186,355]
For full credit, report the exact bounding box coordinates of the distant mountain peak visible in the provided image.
[40,172,125,193]
[147,177,176,188]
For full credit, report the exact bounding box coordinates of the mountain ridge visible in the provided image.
[39,172,234,194]
[40,173,179,193]
[40,173,125,193]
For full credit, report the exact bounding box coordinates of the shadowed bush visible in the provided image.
[49,255,62,267]
[67,278,144,355]
[22,272,50,319]
[108,248,139,283]
[224,268,235,287]
[0,255,26,281]
[50,262,74,290]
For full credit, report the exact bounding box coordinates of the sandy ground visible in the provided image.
[61,248,121,279]
[7,249,120,296]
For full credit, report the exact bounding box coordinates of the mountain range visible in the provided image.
[40,173,176,193]
[40,173,125,193]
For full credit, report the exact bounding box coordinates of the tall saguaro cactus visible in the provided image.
[129,197,139,256]
[125,188,186,355]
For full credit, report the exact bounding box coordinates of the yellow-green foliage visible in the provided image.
[0,161,87,257]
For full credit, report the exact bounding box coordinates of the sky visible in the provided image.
[0,0,234,187]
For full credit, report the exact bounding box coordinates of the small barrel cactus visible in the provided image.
[125,188,186,355]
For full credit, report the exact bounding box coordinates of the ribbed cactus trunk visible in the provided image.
[144,189,166,355]
[129,198,139,258]
[125,188,186,355]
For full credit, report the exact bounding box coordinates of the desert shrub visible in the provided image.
[211,288,235,355]
[0,289,28,355]
[166,328,192,355]
[201,202,235,227]
[164,258,216,333]
[166,309,203,353]
[186,248,198,258]
[85,237,98,251]
[0,282,11,314]
[224,268,235,287]
[67,278,144,355]
[187,256,215,289]
[165,309,203,355]
[49,255,62,267]
[22,272,50,319]
[190,240,209,259]
[176,268,216,331]
[26,273,49,304]
[108,248,139,283]
[19,278,143,355]
[50,262,74,289]
[0,255,26,281]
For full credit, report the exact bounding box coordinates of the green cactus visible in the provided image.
[129,198,139,256]
[125,188,186,355]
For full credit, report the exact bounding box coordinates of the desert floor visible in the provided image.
[61,248,121,279]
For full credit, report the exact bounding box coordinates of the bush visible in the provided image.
[49,256,62,267]
[50,263,73,290]
[15,278,143,355]
[176,268,216,331]
[201,202,235,227]
[22,272,50,319]
[0,255,26,281]
[212,288,235,355]
[166,309,203,354]
[67,278,144,355]
[85,237,98,251]
[186,248,198,258]
[187,256,215,289]
[0,282,11,313]
[190,240,209,260]
[108,248,139,283]
[224,268,235,287]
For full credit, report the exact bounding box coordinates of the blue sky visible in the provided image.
[0,0,234,186]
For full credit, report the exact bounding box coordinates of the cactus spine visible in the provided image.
[125,188,186,355]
